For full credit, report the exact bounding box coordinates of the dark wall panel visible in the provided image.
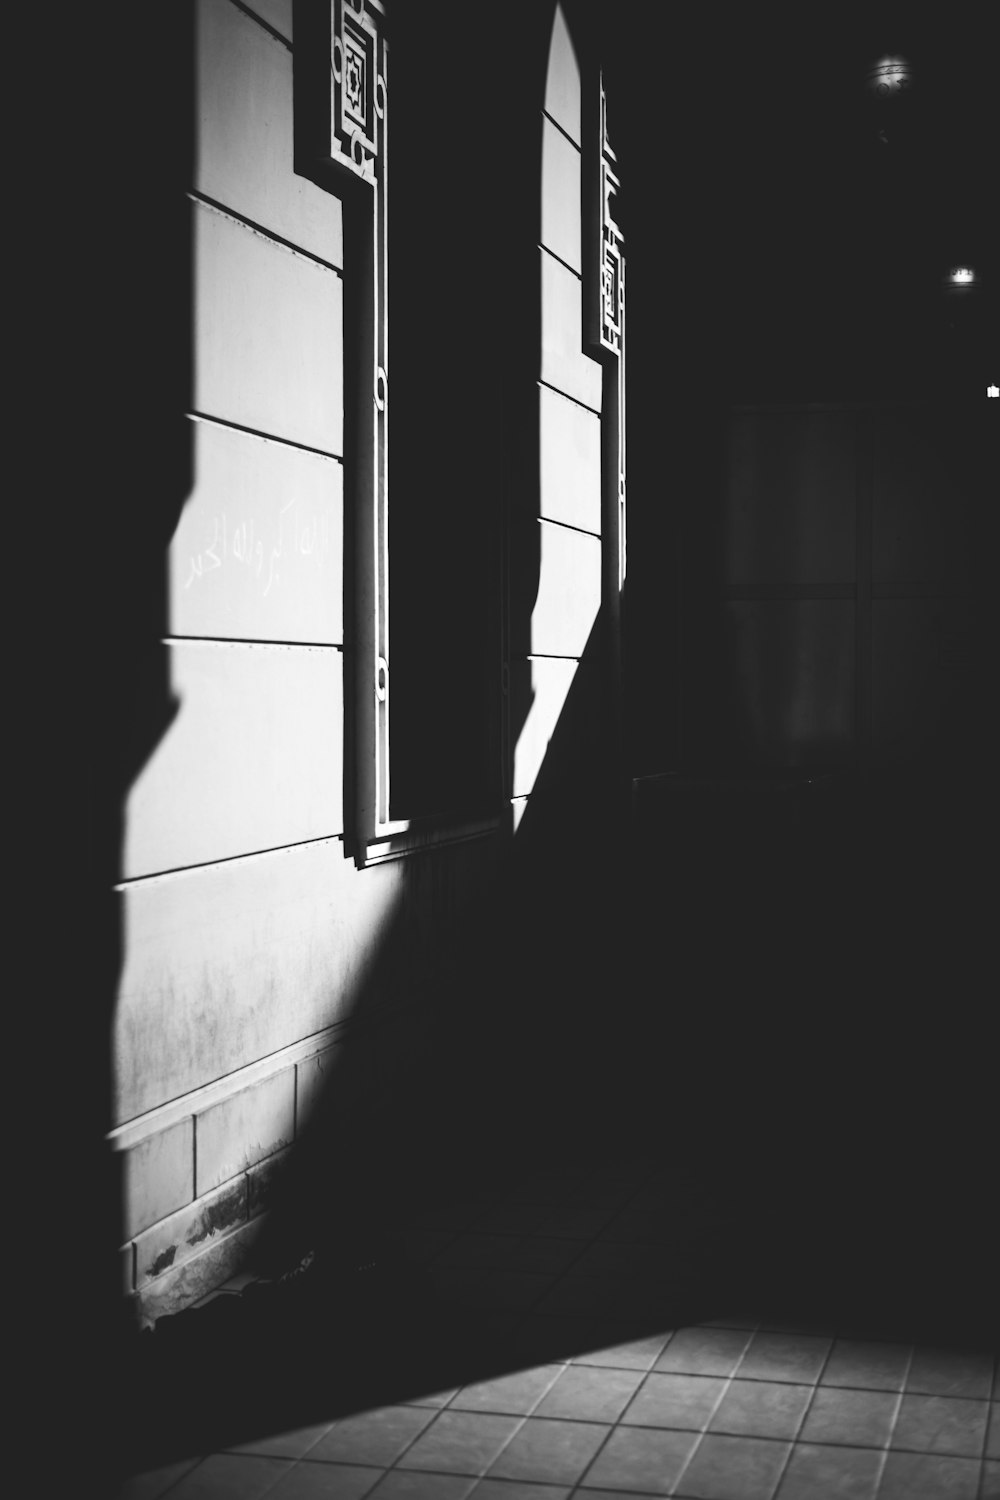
[722,411,857,587]
[684,599,855,769]
[873,408,974,585]
[872,597,978,765]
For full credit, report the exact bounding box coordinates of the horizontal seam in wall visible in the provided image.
[113,833,345,893]
[227,0,292,50]
[532,514,602,541]
[730,401,939,413]
[871,585,975,599]
[362,816,502,866]
[133,1170,253,1249]
[190,192,344,276]
[110,1039,339,1153]
[161,636,345,651]
[715,586,857,600]
[188,411,344,463]
[133,1215,268,1302]
[113,996,416,1154]
[131,1209,254,1287]
[542,108,582,153]
[540,241,584,283]
[538,378,601,418]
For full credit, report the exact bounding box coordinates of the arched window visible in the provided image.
[508,2,627,817]
[295,0,625,858]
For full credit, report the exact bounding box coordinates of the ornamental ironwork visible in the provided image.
[330,0,385,180]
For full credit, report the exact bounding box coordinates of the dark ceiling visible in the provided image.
[601,0,996,404]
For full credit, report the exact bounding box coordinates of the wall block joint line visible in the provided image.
[189,191,345,277]
[108,1025,344,1152]
[228,0,292,49]
[538,377,602,420]
[542,107,583,154]
[188,410,344,464]
[540,242,583,283]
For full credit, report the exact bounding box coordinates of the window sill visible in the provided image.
[360,812,503,866]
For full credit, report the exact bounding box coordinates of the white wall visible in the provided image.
[113,0,615,1323]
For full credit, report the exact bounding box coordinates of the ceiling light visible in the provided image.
[866,56,912,97]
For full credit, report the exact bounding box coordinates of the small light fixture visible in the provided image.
[863,54,914,146]
[942,264,980,296]
[988,385,999,398]
[866,55,912,97]
[940,263,982,337]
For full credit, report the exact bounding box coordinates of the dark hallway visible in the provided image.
[91,2,997,1497]
[114,754,997,1498]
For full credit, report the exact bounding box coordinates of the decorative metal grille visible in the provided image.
[598,77,626,588]
[311,0,392,846]
[599,82,624,360]
[330,0,385,179]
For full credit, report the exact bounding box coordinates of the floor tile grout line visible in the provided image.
[248,1448,325,1500]
[445,1360,565,1422]
[207,1373,995,1458]
[393,1345,993,1402]
[474,1205,674,1500]
[253,1426,997,1459]
[555,1397,633,1500]
[148,1372,996,1487]
[372,1407,459,1480]
[199,1444,982,1500]
[149,1453,211,1498]
[468,1400,531,1485]
[417,1258,1000,1358]
[667,1327,763,1497]
[382,1402,531,1483]
[160,1163,996,1493]
[450,1229,598,1281]
[871,1340,915,1497]
[975,1374,996,1500]
[767,1329,838,1500]
[477,1357,625,1495]
[161,1422,996,1495]
[478,1173,663,1318]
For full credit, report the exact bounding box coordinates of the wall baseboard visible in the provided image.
[131,1214,267,1328]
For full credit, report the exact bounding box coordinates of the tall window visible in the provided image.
[386,7,501,822]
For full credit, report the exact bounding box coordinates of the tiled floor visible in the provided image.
[117,1152,999,1500]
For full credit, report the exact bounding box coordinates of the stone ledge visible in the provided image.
[135,1177,249,1289]
[134,1215,266,1327]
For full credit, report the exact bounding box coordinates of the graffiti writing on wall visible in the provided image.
[183,496,332,597]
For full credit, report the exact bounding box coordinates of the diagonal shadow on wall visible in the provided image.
[99,4,997,1487]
